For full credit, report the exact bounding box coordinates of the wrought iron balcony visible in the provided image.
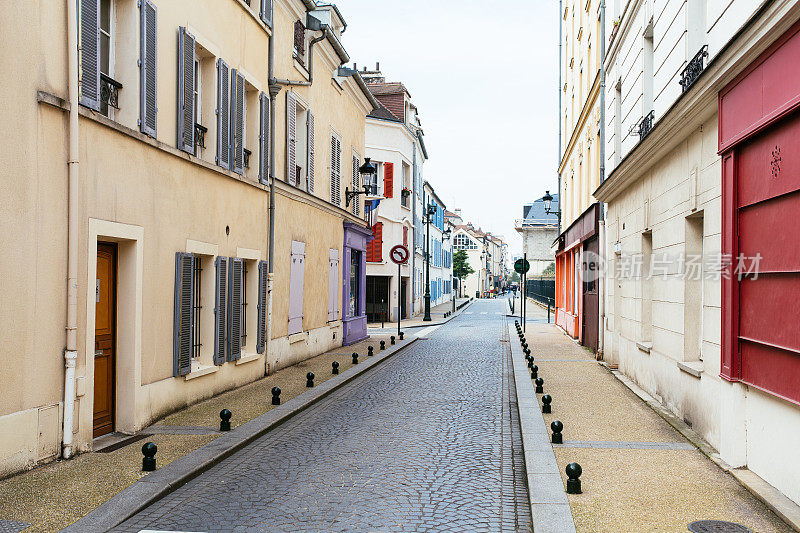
[679,45,708,93]
[100,73,122,111]
[194,123,207,154]
[638,110,655,141]
[243,148,252,169]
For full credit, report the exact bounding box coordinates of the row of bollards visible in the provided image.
[141,333,409,471]
[514,319,582,495]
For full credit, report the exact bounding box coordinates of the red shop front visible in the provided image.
[555,203,600,351]
[719,20,800,405]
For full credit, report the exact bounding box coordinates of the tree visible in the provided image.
[453,249,474,283]
[542,262,555,276]
[510,271,520,283]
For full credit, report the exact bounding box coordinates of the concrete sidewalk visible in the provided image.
[515,306,792,532]
[367,297,472,330]
[0,334,411,533]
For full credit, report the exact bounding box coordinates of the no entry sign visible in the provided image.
[390,245,409,264]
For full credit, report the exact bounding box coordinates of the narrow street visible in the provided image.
[115,298,531,533]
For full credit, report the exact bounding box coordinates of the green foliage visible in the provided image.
[453,249,475,279]
[542,262,555,276]
[510,271,520,282]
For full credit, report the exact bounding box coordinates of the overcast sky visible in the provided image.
[334,0,560,259]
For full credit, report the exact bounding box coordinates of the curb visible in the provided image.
[602,363,800,532]
[63,336,419,533]
[507,322,577,533]
[369,299,474,330]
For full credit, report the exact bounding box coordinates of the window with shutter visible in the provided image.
[384,162,394,198]
[328,249,339,321]
[173,252,194,376]
[286,92,297,185]
[330,135,341,206]
[256,260,268,354]
[177,27,195,153]
[307,111,315,193]
[80,0,101,110]
[367,222,383,263]
[216,59,230,169]
[403,226,408,246]
[351,155,360,216]
[230,69,245,174]
[227,257,243,361]
[259,92,270,184]
[288,241,306,335]
[139,0,157,137]
[260,0,273,27]
[213,256,227,365]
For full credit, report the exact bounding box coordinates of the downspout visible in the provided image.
[63,0,80,459]
[411,144,417,315]
[266,21,279,377]
[597,0,608,359]
[557,0,563,237]
[274,28,331,87]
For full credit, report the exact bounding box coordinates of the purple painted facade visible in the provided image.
[342,222,371,345]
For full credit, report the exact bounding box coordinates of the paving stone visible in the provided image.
[114,299,530,532]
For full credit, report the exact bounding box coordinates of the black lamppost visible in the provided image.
[345,158,378,208]
[423,202,437,321]
[542,190,561,216]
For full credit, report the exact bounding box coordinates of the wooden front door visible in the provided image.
[94,243,116,438]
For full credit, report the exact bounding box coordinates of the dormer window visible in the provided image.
[294,20,306,64]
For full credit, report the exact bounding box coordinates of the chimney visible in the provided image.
[376,61,380,71]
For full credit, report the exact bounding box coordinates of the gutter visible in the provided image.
[558,0,563,236]
[62,0,80,460]
[598,0,607,359]
[266,15,280,377]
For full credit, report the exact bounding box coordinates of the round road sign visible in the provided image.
[390,245,409,264]
[514,258,531,274]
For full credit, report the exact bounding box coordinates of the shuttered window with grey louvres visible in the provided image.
[260,0,273,27]
[256,260,268,354]
[213,256,227,366]
[259,92,270,184]
[286,91,297,185]
[139,0,157,137]
[177,27,195,153]
[227,257,243,361]
[330,135,341,205]
[230,70,245,174]
[352,155,360,216]
[80,0,101,110]
[307,111,315,193]
[173,252,194,377]
[216,59,230,169]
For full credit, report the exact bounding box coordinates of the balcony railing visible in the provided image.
[194,123,207,155]
[638,110,655,141]
[243,148,252,169]
[679,45,708,93]
[100,73,122,112]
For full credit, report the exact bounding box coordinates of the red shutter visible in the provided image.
[403,226,408,246]
[384,163,393,198]
[367,222,383,262]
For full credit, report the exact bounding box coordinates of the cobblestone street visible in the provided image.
[115,298,531,532]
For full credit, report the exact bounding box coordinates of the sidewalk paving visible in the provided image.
[517,306,792,532]
[0,334,402,533]
[367,297,472,329]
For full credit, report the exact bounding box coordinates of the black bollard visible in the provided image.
[367,346,374,356]
[522,342,528,350]
[390,335,396,345]
[524,347,531,357]
[332,361,339,375]
[352,352,359,364]
[566,463,582,494]
[551,420,563,444]
[271,386,281,405]
[531,364,539,380]
[141,442,157,471]
[399,332,404,340]
[542,394,552,413]
[380,340,386,350]
[535,377,544,394]
[219,409,232,431]
[306,372,315,388]
[527,357,533,369]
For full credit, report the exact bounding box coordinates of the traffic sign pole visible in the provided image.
[523,253,527,333]
[389,245,409,337]
[398,261,401,338]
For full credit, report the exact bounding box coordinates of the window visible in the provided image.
[331,134,342,205]
[99,0,114,116]
[191,255,202,362]
[401,163,411,208]
[640,232,653,343]
[286,92,314,192]
[684,215,704,361]
[293,20,306,64]
[241,261,248,349]
[454,233,477,250]
[351,153,360,216]
[244,81,260,175]
[349,250,360,317]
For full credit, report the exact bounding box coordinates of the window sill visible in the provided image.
[184,364,219,381]
[235,353,261,366]
[288,332,306,344]
[677,360,703,379]
[293,57,310,81]
[636,341,652,354]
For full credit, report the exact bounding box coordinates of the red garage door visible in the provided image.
[720,20,800,404]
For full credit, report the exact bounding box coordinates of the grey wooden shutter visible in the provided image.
[260,0,273,27]
[80,0,101,110]
[177,27,195,153]
[286,91,297,185]
[214,256,227,366]
[259,92,270,184]
[227,257,243,361]
[173,252,194,377]
[328,249,339,321]
[288,241,306,335]
[307,111,315,193]
[330,136,341,205]
[230,69,245,174]
[139,0,157,137]
[256,260,268,354]
[217,59,230,169]
[351,155,360,216]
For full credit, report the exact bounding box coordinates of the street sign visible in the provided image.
[390,245,409,264]
[514,258,530,274]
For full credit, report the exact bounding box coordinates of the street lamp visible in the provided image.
[542,190,561,216]
[423,202,437,321]
[345,158,378,207]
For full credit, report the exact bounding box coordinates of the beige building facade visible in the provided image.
[0,0,375,478]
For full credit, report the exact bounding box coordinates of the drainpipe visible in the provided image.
[411,144,417,315]
[274,28,329,87]
[63,0,80,459]
[557,0,563,237]
[266,17,280,377]
[597,0,608,359]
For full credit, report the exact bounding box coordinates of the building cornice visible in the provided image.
[595,0,800,203]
